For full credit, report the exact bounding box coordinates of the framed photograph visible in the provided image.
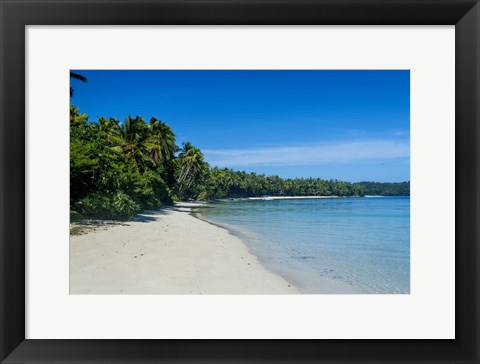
[1,0,478,363]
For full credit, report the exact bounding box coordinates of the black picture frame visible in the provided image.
[1,0,478,363]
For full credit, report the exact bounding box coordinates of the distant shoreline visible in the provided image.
[247,195,341,200]
[181,194,408,204]
[214,195,407,202]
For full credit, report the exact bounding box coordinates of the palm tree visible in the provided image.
[177,142,207,191]
[70,105,88,126]
[148,117,177,164]
[116,116,152,172]
[98,117,119,134]
[96,117,121,148]
[70,71,87,97]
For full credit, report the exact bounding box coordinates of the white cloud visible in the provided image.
[203,139,410,167]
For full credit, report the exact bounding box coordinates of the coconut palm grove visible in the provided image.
[70,72,409,220]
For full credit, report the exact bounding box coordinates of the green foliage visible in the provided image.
[70,105,177,220]
[203,167,368,199]
[112,191,142,219]
[130,170,173,209]
[354,181,410,196]
[70,104,409,221]
[70,210,85,222]
[174,142,210,200]
[74,193,116,219]
[74,192,141,220]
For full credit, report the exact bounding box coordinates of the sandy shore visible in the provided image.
[70,203,297,294]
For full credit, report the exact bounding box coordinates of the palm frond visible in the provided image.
[70,72,88,83]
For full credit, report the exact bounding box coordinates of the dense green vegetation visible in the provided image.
[70,105,409,220]
[354,181,410,196]
[205,168,364,198]
[71,107,175,219]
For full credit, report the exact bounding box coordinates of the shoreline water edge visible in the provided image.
[71,197,409,294]
[192,202,365,294]
[70,202,298,294]
[193,197,410,294]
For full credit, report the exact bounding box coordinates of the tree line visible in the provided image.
[354,181,410,196]
[70,105,409,220]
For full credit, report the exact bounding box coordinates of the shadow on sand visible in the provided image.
[132,205,199,223]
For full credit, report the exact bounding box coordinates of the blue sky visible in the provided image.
[71,70,410,182]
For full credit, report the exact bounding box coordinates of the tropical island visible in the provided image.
[70,70,410,295]
[71,105,409,221]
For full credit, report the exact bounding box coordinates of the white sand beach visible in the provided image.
[70,203,297,294]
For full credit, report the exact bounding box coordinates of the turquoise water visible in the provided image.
[195,197,410,294]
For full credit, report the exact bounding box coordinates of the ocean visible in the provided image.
[195,196,410,294]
